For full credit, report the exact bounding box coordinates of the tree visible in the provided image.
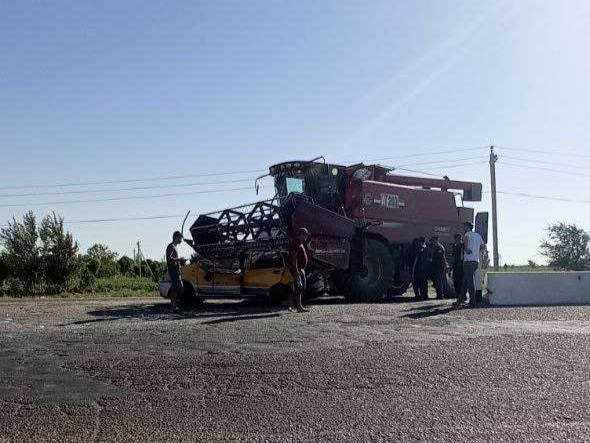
[86,243,119,277]
[118,255,134,275]
[540,223,589,271]
[39,212,79,293]
[145,259,166,282]
[527,260,537,269]
[77,262,96,291]
[0,211,41,294]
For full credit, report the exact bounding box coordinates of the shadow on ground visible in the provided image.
[402,305,456,319]
[63,293,462,327]
[62,298,290,327]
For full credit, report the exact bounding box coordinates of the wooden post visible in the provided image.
[489,146,500,270]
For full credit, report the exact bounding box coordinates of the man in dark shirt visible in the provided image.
[166,231,186,311]
[427,236,448,299]
[451,233,464,298]
[412,237,429,300]
[289,227,309,313]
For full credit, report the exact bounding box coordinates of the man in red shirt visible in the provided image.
[289,227,310,313]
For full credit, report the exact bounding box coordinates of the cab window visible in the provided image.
[286,177,304,194]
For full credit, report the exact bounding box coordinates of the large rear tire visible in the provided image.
[388,244,413,296]
[348,238,394,302]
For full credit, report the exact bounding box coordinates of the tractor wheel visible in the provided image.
[181,281,203,308]
[389,269,412,296]
[304,271,327,300]
[348,238,394,302]
[269,283,290,305]
[389,279,412,297]
[331,270,350,296]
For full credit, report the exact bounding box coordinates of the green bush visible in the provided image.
[0,277,25,297]
[77,261,97,291]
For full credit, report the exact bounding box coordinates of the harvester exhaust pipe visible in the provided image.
[180,210,191,239]
[255,174,269,195]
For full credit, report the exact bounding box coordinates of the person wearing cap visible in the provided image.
[451,233,464,298]
[166,231,186,311]
[455,221,485,308]
[426,235,448,299]
[288,227,310,312]
[412,237,429,300]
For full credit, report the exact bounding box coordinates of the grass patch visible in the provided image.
[0,275,159,299]
[493,266,565,273]
[0,291,160,302]
[94,275,157,293]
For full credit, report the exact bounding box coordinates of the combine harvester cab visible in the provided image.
[186,157,485,302]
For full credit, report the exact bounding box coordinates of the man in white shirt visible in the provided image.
[454,221,485,308]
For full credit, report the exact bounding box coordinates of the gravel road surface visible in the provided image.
[1,296,589,441]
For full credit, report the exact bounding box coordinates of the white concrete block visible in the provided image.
[487,272,590,306]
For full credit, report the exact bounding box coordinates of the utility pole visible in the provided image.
[489,145,500,270]
[137,240,142,278]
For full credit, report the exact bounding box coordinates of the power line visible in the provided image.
[0,145,585,194]
[501,162,590,178]
[0,186,253,209]
[392,160,488,177]
[0,146,488,191]
[0,163,484,210]
[366,145,488,162]
[66,215,183,224]
[385,166,442,177]
[490,190,590,204]
[497,145,590,160]
[0,154,490,203]
[396,159,488,169]
[16,167,589,226]
[0,177,255,199]
[0,168,266,191]
[395,156,487,167]
[499,155,590,170]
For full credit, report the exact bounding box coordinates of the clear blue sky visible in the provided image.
[1,0,589,263]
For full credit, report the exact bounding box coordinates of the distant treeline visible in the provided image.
[0,211,165,297]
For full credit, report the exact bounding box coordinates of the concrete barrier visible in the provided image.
[486,271,590,306]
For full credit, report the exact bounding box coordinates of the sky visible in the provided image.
[1,0,589,264]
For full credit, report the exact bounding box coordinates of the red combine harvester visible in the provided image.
[188,157,487,301]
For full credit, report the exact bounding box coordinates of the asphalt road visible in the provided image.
[1,295,589,442]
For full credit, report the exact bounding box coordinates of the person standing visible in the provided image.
[473,247,489,305]
[412,237,429,300]
[451,233,464,298]
[454,222,485,308]
[166,231,186,312]
[289,227,310,313]
[427,236,448,299]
